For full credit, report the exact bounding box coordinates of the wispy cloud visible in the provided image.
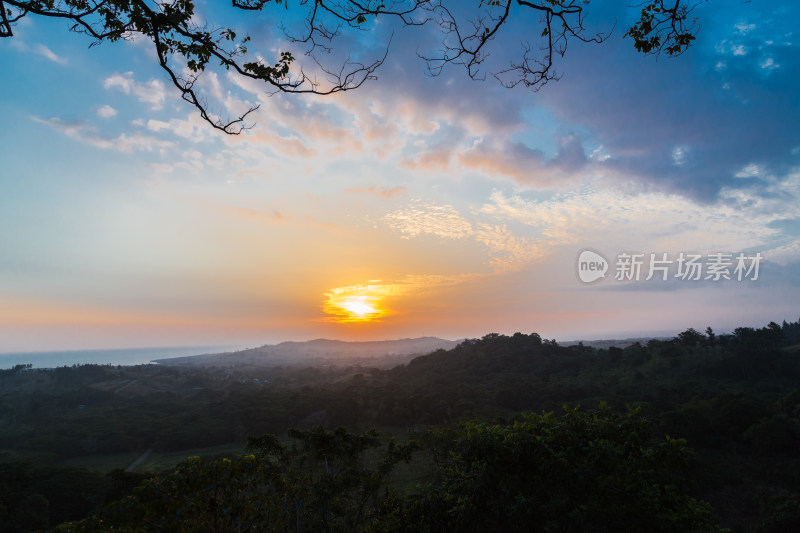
[346,186,407,198]
[764,239,800,265]
[32,116,175,153]
[412,5,767,200]
[145,114,211,142]
[382,200,543,273]
[104,72,167,110]
[35,44,67,65]
[480,172,800,255]
[218,204,287,224]
[378,166,800,282]
[233,128,315,158]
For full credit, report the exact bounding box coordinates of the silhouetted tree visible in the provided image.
[1,0,711,132]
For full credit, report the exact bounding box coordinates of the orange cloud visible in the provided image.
[399,148,452,171]
[382,200,473,239]
[321,273,483,324]
[218,204,287,224]
[458,137,588,187]
[237,129,315,158]
[346,185,407,198]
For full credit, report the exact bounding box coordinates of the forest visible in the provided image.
[2,319,800,531]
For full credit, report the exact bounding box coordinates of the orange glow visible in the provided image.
[338,296,382,320]
[322,274,483,325]
[323,281,396,323]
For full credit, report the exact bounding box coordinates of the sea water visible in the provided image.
[0,345,245,369]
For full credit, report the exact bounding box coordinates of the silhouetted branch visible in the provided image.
[420,0,610,90]
[0,0,706,132]
[625,0,707,56]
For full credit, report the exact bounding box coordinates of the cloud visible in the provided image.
[15,1,782,214]
[79,1,799,212]
[9,40,28,53]
[35,44,67,65]
[764,240,800,265]
[346,186,407,198]
[97,105,117,119]
[382,200,473,239]
[458,137,588,187]
[232,128,315,158]
[145,114,211,142]
[104,72,167,110]
[225,76,362,154]
[479,170,800,255]
[32,116,175,153]
[760,56,779,70]
[222,28,528,164]
[379,164,800,280]
[218,204,287,224]
[400,146,453,171]
[206,2,796,208]
[149,162,174,174]
[383,200,543,273]
[472,223,543,272]
[399,132,591,187]
[322,273,480,323]
[147,119,170,132]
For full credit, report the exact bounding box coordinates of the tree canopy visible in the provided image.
[1,1,708,133]
[4,318,800,530]
[54,410,724,532]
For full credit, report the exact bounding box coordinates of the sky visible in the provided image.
[0,1,798,352]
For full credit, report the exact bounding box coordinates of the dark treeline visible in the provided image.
[1,319,800,531]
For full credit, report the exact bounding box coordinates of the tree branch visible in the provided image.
[625,0,706,56]
[420,0,610,90]
[0,1,706,132]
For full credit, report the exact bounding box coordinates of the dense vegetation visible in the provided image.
[2,319,800,531]
[54,410,723,533]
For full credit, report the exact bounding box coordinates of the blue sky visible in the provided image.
[0,1,798,352]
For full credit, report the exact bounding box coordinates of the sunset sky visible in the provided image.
[1,1,799,352]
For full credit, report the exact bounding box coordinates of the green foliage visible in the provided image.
[58,427,415,532]
[5,318,800,530]
[401,405,723,532]
[756,489,800,532]
[0,461,142,532]
[624,1,703,55]
[743,389,800,455]
[55,412,728,532]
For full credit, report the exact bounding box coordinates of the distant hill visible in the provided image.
[154,337,460,368]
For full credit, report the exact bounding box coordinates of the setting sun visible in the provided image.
[339,296,381,319]
[323,282,400,323]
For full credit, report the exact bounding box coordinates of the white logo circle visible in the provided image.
[577,249,608,283]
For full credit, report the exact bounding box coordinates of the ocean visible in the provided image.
[0,345,245,369]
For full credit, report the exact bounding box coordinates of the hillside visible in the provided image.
[154,336,459,368]
[3,319,800,531]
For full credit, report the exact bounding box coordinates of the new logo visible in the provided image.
[577,249,608,283]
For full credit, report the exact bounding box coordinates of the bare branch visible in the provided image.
[0,1,706,132]
[420,1,610,90]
